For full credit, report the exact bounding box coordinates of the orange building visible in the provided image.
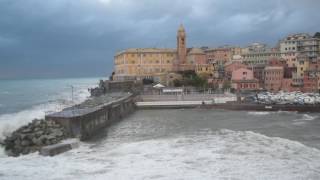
[205,48,232,65]
[113,25,195,82]
[187,48,207,65]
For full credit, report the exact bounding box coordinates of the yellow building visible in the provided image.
[296,55,310,78]
[114,48,176,81]
[195,64,214,78]
[113,25,196,82]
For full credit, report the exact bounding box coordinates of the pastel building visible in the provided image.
[224,61,248,79]
[231,68,259,91]
[205,47,232,65]
[113,48,176,81]
[242,49,281,65]
[264,66,284,92]
[303,72,318,92]
[279,34,301,67]
[195,64,214,77]
[187,48,207,65]
[113,25,195,82]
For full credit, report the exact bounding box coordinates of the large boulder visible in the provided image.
[1,119,69,157]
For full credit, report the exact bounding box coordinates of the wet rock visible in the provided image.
[21,128,32,133]
[51,129,64,137]
[2,119,69,157]
[21,140,32,146]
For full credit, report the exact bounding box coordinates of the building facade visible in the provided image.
[113,25,194,82]
[205,48,232,65]
[264,66,284,92]
[231,68,259,91]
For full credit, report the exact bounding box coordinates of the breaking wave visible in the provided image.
[1,129,320,180]
[248,111,298,116]
[300,114,318,121]
[247,111,271,115]
[0,87,91,140]
[292,114,318,126]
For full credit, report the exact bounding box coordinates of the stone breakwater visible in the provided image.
[0,92,136,157]
[46,93,136,140]
[1,119,68,156]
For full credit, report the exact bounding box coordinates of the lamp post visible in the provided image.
[70,85,75,116]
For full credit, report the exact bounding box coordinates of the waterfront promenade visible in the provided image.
[137,93,237,108]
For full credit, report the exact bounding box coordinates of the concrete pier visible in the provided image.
[45,93,136,140]
[39,139,79,156]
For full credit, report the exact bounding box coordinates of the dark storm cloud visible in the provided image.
[0,0,319,78]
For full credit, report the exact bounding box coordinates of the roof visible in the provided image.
[153,83,165,88]
[116,48,176,56]
[233,67,253,72]
[224,61,244,67]
[265,66,283,70]
[204,47,231,52]
[232,79,259,83]
[178,24,185,32]
[188,48,205,55]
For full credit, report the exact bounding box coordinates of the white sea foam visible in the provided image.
[0,87,91,140]
[248,111,299,116]
[1,129,320,180]
[293,114,318,125]
[248,111,271,115]
[301,114,318,121]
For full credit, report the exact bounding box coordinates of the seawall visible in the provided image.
[45,93,136,140]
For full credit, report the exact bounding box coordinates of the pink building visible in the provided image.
[303,72,318,92]
[268,58,287,67]
[205,48,232,65]
[231,68,259,90]
[232,68,254,81]
[264,66,284,92]
[224,62,247,78]
[187,48,207,65]
[281,78,293,92]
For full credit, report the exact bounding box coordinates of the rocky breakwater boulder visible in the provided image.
[1,119,69,157]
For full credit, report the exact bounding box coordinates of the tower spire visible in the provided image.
[177,24,187,70]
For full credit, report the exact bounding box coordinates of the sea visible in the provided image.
[1,78,320,179]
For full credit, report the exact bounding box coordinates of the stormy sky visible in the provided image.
[0,0,319,79]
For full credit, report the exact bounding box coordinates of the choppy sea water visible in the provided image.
[1,107,320,179]
[0,77,100,140]
[1,79,320,179]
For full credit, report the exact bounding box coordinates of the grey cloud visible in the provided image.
[0,0,319,78]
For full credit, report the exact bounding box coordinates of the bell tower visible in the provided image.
[177,24,187,67]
